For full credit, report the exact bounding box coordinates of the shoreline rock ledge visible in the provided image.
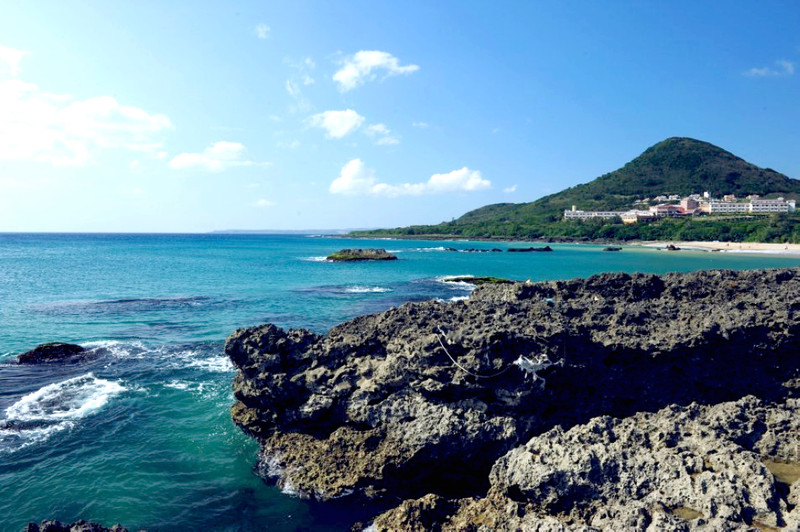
[226,268,800,530]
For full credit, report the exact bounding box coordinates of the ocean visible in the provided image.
[1,233,799,531]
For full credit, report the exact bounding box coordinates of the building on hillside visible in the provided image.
[649,204,683,216]
[681,197,700,212]
[723,194,737,202]
[703,201,749,214]
[563,207,624,220]
[749,197,796,213]
[620,210,656,224]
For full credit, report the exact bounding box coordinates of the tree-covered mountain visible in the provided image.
[352,137,800,242]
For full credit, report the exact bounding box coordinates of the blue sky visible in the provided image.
[0,1,798,232]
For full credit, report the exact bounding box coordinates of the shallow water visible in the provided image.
[1,233,798,530]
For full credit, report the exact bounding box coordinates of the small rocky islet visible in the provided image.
[326,248,398,261]
[226,267,800,531]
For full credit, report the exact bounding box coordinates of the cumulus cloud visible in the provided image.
[329,159,378,195]
[330,159,490,197]
[256,24,270,39]
[169,141,269,172]
[333,50,419,92]
[307,109,365,138]
[0,45,29,76]
[0,74,172,166]
[503,185,517,193]
[744,59,795,77]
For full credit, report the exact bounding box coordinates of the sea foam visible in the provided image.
[1,373,125,452]
[6,373,126,422]
[344,286,392,294]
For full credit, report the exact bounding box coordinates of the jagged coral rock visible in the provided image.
[227,268,800,529]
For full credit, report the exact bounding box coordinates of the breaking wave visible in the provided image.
[1,373,125,452]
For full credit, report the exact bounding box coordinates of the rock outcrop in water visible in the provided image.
[227,268,800,530]
[24,520,128,532]
[326,248,397,261]
[17,343,87,364]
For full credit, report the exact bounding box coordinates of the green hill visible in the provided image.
[352,137,800,242]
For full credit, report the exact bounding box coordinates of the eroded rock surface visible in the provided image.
[373,395,800,531]
[227,268,800,528]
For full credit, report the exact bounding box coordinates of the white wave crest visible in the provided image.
[6,373,126,422]
[301,256,329,262]
[186,356,234,373]
[411,246,447,252]
[164,380,209,394]
[81,339,154,359]
[344,286,392,294]
[0,422,74,452]
[436,275,478,290]
[449,295,471,302]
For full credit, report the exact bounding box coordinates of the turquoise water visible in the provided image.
[1,233,799,530]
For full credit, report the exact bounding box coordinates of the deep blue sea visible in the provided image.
[2,233,799,530]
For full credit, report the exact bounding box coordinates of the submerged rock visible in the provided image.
[17,343,86,364]
[227,268,800,527]
[24,520,129,532]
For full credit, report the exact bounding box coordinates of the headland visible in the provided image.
[226,267,800,530]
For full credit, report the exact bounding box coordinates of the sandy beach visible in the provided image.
[640,240,800,255]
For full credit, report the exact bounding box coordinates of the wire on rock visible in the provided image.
[434,325,515,379]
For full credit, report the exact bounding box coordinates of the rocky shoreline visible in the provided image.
[226,268,800,530]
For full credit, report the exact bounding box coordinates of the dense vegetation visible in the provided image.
[357,214,800,244]
[352,138,800,243]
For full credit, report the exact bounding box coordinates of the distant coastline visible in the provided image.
[640,240,800,255]
[349,232,800,255]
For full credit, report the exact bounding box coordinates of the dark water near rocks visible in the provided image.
[1,233,798,530]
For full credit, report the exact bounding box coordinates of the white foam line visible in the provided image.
[6,373,126,422]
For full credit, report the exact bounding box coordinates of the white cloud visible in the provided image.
[503,185,517,193]
[330,159,490,197]
[285,79,300,98]
[0,45,29,76]
[329,159,378,195]
[284,56,315,113]
[307,109,365,138]
[412,121,429,129]
[365,123,390,136]
[333,50,419,92]
[375,136,400,146]
[744,59,795,77]
[0,78,172,166]
[256,24,270,39]
[168,141,269,172]
[364,123,400,145]
[253,198,276,207]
